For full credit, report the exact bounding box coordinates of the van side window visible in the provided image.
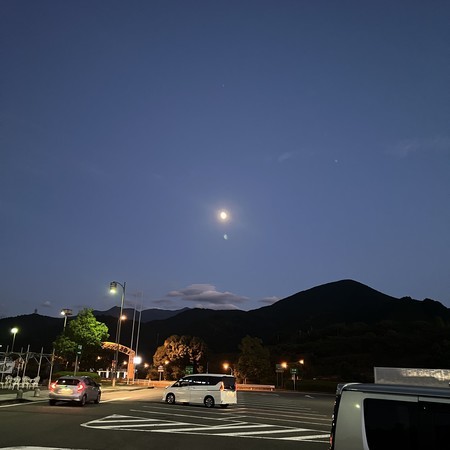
[207,376,221,386]
[419,401,450,448]
[191,376,208,386]
[363,399,418,450]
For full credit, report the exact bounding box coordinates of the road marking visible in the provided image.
[212,427,310,436]
[81,414,329,442]
[280,434,330,441]
[0,447,88,449]
[100,396,132,403]
[0,400,48,408]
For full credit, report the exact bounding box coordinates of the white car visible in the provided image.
[163,373,237,408]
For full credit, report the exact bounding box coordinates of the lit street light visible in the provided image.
[223,363,232,375]
[109,280,126,387]
[60,308,73,329]
[10,327,19,353]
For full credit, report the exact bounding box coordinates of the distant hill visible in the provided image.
[92,307,190,323]
[1,279,449,379]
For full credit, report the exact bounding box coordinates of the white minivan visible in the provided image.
[162,373,237,408]
[329,383,450,449]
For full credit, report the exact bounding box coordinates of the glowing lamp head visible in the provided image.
[109,281,118,294]
[11,327,18,335]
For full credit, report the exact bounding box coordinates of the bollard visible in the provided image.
[16,389,23,400]
[34,387,41,397]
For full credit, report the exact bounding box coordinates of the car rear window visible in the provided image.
[222,377,236,390]
[56,378,80,386]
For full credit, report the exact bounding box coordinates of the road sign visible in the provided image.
[158,365,164,372]
[185,365,193,374]
[291,368,298,374]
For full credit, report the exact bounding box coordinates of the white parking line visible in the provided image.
[0,400,47,408]
[82,414,330,442]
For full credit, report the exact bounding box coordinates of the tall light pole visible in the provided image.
[60,308,73,330]
[11,327,19,353]
[110,281,126,387]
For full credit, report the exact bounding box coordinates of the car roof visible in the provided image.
[57,375,92,380]
[338,383,450,398]
[183,373,234,377]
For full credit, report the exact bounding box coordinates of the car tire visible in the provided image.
[166,393,175,404]
[49,399,56,406]
[204,396,215,408]
[94,393,101,404]
[79,395,87,407]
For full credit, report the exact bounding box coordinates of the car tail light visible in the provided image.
[220,382,224,391]
[50,382,57,391]
[77,381,86,392]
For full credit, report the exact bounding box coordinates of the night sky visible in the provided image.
[2,0,449,319]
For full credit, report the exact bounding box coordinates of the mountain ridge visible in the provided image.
[1,279,449,378]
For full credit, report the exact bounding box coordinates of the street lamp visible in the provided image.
[223,363,232,375]
[110,280,126,387]
[10,327,18,353]
[60,308,73,329]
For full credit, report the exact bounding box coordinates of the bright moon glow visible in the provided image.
[220,211,228,220]
[224,234,228,240]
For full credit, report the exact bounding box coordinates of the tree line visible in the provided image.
[52,308,273,383]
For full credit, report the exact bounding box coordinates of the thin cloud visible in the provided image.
[41,300,52,308]
[155,284,249,310]
[258,296,280,306]
[387,136,450,158]
[277,151,297,163]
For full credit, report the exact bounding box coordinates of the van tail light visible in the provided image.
[77,382,86,392]
[50,382,57,391]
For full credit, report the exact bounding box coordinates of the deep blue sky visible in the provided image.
[1,0,449,318]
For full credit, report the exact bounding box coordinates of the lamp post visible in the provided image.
[110,281,126,387]
[11,327,19,353]
[60,308,73,330]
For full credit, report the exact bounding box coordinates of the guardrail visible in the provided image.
[237,384,275,391]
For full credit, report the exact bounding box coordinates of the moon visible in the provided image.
[219,210,229,221]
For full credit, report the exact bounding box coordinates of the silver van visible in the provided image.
[329,383,450,449]
[162,373,237,408]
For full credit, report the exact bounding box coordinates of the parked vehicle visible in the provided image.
[329,383,450,449]
[49,375,101,406]
[163,373,237,408]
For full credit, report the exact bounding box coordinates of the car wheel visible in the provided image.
[94,393,101,404]
[204,396,215,408]
[79,395,87,407]
[166,393,175,404]
[49,399,56,406]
